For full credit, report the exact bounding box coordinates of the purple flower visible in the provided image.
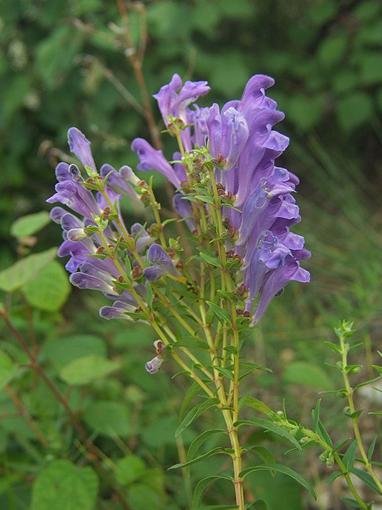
[153,73,210,126]
[145,355,163,374]
[207,105,249,170]
[173,193,195,232]
[138,73,310,321]
[143,243,177,282]
[100,301,136,320]
[68,127,96,171]
[100,164,139,198]
[131,138,181,188]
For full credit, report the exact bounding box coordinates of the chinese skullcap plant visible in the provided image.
[48,74,310,509]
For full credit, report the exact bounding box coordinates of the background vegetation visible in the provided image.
[0,0,382,509]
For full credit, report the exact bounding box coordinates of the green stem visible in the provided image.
[339,335,382,494]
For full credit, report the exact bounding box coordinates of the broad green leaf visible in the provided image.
[187,429,225,460]
[192,475,232,509]
[168,447,228,470]
[236,418,301,450]
[241,464,316,499]
[175,398,217,438]
[22,260,70,311]
[11,211,50,238]
[0,350,17,389]
[42,335,106,370]
[283,362,333,391]
[60,355,120,385]
[31,460,98,510]
[0,248,56,292]
[115,455,146,486]
[84,401,129,438]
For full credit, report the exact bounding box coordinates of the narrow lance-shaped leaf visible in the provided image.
[175,398,218,438]
[240,463,316,499]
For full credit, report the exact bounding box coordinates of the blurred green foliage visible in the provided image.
[1,0,382,509]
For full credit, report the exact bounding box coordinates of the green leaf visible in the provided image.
[84,401,130,438]
[11,211,50,238]
[283,361,333,391]
[115,455,146,486]
[236,418,301,450]
[31,460,98,510]
[240,396,273,417]
[0,248,56,292]
[199,252,221,267]
[367,437,377,461]
[214,366,233,380]
[350,467,381,494]
[187,429,225,460]
[316,420,333,446]
[241,464,316,499]
[191,475,232,509]
[22,261,70,311]
[0,350,17,390]
[60,355,120,385]
[42,335,106,370]
[343,440,357,472]
[251,446,275,465]
[206,301,230,323]
[168,447,228,470]
[175,398,217,438]
[312,400,321,432]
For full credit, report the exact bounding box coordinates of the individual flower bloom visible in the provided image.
[47,179,100,219]
[67,127,96,172]
[153,73,210,126]
[252,255,310,324]
[239,74,278,123]
[99,300,136,320]
[143,243,177,282]
[145,355,163,374]
[131,138,181,188]
[49,206,67,224]
[70,271,116,294]
[100,164,139,199]
[243,230,310,322]
[173,193,196,232]
[131,223,152,253]
[207,105,249,170]
[237,168,298,253]
[191,105,210,146]
[234,115,289,208]
[57,239,94,272]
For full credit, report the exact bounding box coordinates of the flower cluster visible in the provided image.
[132,73,310,322]
[48,74,309,331]
[47,128,177,323]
